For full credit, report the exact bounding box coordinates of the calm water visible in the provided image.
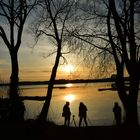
[2,82,139,126]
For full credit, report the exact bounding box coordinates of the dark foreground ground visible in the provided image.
[0,121,140,140]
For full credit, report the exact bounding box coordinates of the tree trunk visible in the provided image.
[124,69,139,125]
[38,43,61,122]
[37,81,54,122]
[9,50,25,122]
[124,96,138,125]
[9,50,19,99]
[116,64,139,125]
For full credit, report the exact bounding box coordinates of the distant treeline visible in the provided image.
[0,77,131,86]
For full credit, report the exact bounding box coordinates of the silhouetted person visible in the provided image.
[113,102,122,125]
[62,101,71,126]
[79,102,88,127]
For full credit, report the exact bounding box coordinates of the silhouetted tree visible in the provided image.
[107,0,140,125]
[31,0,77,122]
[69,0,140,125]
[0,0,37,122]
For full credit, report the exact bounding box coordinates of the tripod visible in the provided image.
[71,115,77,127]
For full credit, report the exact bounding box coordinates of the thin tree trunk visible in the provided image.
[38,44,61,122]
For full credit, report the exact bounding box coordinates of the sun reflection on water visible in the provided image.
[65,83,73,87]
[64,94,75,102]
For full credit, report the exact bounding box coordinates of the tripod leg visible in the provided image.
[71,119,74,126]
[74,119,76,127]
[71,118,76,127]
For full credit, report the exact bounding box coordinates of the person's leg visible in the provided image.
[64,117,67,126]
[84,116,88,127]
[79,116,82,127]
[68,116,70,127]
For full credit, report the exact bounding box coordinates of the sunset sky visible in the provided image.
[0,0,114,83]
[0,30,91,82]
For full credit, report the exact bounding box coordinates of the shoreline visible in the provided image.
[0,78,119,86]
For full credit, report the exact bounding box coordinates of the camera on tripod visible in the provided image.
[71,114,76,126]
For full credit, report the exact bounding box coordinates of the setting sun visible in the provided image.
[64,94,75,102]
[64,64,74,73]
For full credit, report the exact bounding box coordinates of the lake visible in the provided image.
[1,82,139,126]
[15,82,139,126]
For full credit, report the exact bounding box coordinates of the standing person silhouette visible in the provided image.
[62,101,71,126]
[79,102,88,127]
[113,102,122,125]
